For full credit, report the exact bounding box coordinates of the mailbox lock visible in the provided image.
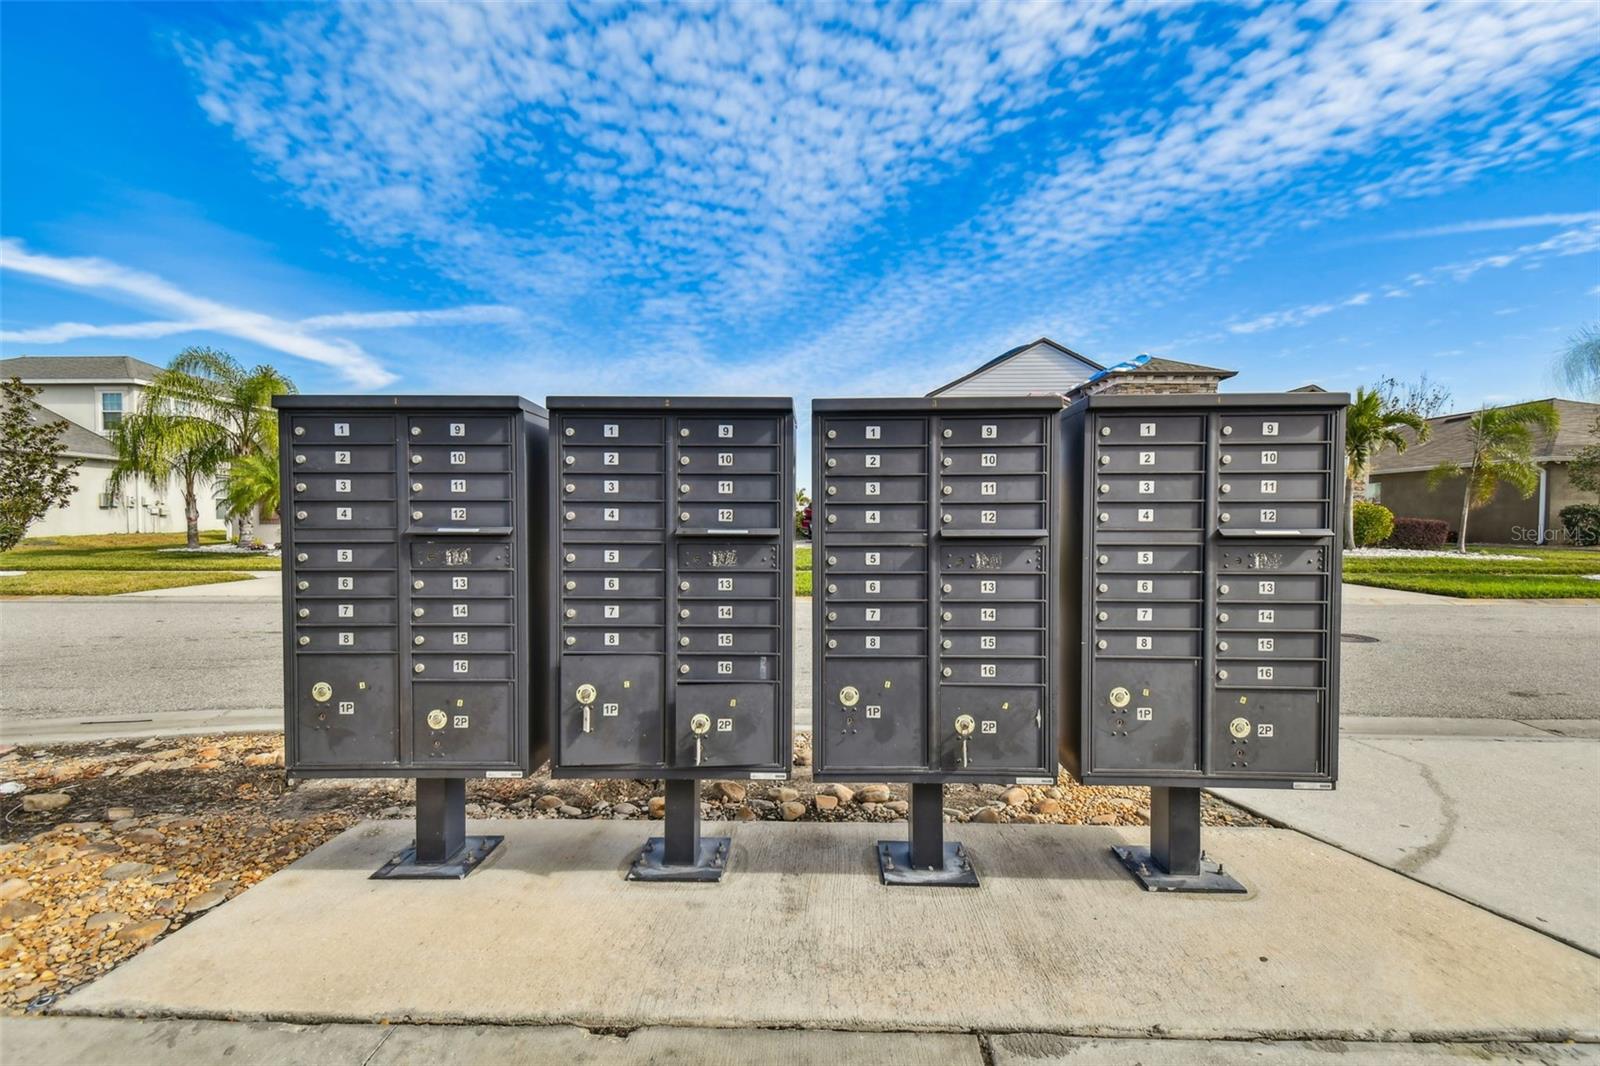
[1221,454,1232,465]
[565,636,576,646]
[411,454,423,465]
[564,455,575,466]
[1220,483,1231,494]
[410,426,422,436]
[1218,612,1230,622]
[1096,640,1107,650]
[826,514,837,524]
[1097,554,1109,564]
[827,639,837,649]
[565,580,577,590]
[413,579,425,590]
[680,483,691,494]
[427,709,448,730]
[413,663,426,674]
[1097,611,1108,621]
[295,510,308,521]
[564,552,576,563]
[575,684,597,705]
[565,608,577,618]
[940,513,953,524]
[411,510,424,521]
[680,636,691,647]
[941,485,952,496]
[826,556,837,566]
[839,686,860,707]
[1218,641,1229,652]
[1108,686,1131,708]
[413,607,425,617]
[679,455,691,466]
[826,486,837,496]
[412,482,424,492]
[1097,513,1108,523]
[295,552,308,563]
[294,454,306,465]
[414,635,426,646]
[941,667,953,678]
[295,482,307,492]
[680,608,691,618]
[941,611,952,621]
[1220,512,1231,523]
[1097,583,1108,593]
[1222,425,1233,436]
[1098,455,1110,465]
[679,580,690,591]
[679,427,691,437]
[679,664,691,675]
[679,511,691,522]
[941,639,952,649]
[564,427,575,437]
[954,714,976,767]
[565,511,576,521]
[1098,484,1109,494]
[298,636,310,646]
[293,426,305,436]
[690,713,711,734]
[311,682,332,703]
[1229,716,1251,739]
[297,608,310,619]
[826,458,838,468]
[1216,669,1229,680]
[565,483,576,493]
[941,457,952,468]
[826,429,837,439]
[1218,584,1230,594]
[826,611,837,621]
[942,428,953,438]
[826,584,838,594]
[297,580,309,591]
[941,583,952,593]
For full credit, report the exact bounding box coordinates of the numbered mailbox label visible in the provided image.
[334,422,350,437]
[449,422,466,437]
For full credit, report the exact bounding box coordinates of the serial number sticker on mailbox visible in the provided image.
[1258,637,1275,651]
[336,507,352,521]
[605,577,620,590]
[336,479,351,493]
[866,580,881,594]
[1261,479,1278,494]
[338,577,354,590]
[604,452,619,466]
[718,424,734,438]
[717,577,734,591]
[718,452,734,466]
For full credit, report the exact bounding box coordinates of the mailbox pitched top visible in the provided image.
[273,394,548,417]
[814,396,1069,413]
[547,396,793,412]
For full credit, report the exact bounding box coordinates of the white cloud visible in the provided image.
[1362,212,1600,242]
[295,305,521,330]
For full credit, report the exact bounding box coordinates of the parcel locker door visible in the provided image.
[413,682,517,766]
[1210,689,1324,777]
[293,655,399,767]
[1087,659,1201,773]
[936,687,1045,772]
[822,658,926,771]
[675,683,778,768]
[559,655,664,767]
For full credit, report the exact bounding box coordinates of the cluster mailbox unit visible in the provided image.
[546,397,795,881]
[1060,392,1347,891]
[811,397,1069,885]
[274,395,549,878]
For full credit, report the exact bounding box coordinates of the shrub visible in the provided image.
[1559,503,1600,547]
[1351,501,1395,547]
[1385,516,1450,550]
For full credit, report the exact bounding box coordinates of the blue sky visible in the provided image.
[4,2,1598,452]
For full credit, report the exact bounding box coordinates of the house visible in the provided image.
[1,354,228,537]
[927,337,1236,398]
[1367,398,1600,545]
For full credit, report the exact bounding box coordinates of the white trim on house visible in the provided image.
[1370,456,1578,476]
[10,377,155,386]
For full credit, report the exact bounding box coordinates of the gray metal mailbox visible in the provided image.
[275,395,550,878]
[812,397,1070,885]
[547,397,795,882]
[1060,392,1347,891]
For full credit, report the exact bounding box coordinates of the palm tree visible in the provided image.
[109,407,231,549]
[1428,401,1561,552]
[1344,387,1428,546]
[142,347,295,544]
[218,450,279,529]
[1556,323,1599,400]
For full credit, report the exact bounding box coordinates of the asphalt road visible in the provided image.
[1,590,1595,740]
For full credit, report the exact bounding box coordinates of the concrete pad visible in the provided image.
[1340,583,1466,606]
[1341,716,1557,738]
[0,707,282,746]
[1525,720,1600,740]
[119,572,281,600]
[991,1033,1600,1065]
[1217,734,1600,954]
[60,821,1600,1041]
[0,1016,386,1066]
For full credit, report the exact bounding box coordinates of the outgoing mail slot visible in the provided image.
[413,626,515,652]
[565,627,665,653]
[939,417,1044,446]
[1094,544,1203,572]
[1096,574,1203,600]
[1095,602,1203,629]
[678,446,778,474]
[410,539,512,569]
[1217,574,1325,601]
[412,473,515,501]
[677,542,780,572]
[1219,501,1329,531]
[824,476,925,504]
[294,655,398,767]
[829,629,927,656]
[409,416,511,445]
[825,502,926,532]
[563,474,664,501]
[681,628,779,654]
[560,445,664,474]
[1096,631,1201,658]
[1222,632,1323,658]
[827,574,927,600]
[409,445,513,473]
[564,571,662,598]
[1217,602,1326,632]
[566,600,664,625]
[1215,658,1323,689]
[1217,543,1327,575]
[295,571,396,598]
[674,683,779,768]
[413,652,514,680]
[937,686,1044,772]
[1089,658,1200,773]
[1220,442,1329,473]
[679,655,775,681]
[940,474,1044,503]
[1095,443,1204,474]
[1096,415,1204,444]
[558,655,663,768]
[413,598,516,625]
[678,418,779,445]
[1094,502,1203,531]
[1219,472,1327,502]
[564,543,667,570]
[678,572,781,599]
[294,542,398,570]
[410,500,514,529]
[678,501,780,529]
[941,658,1043,684]
[562,501,662,531]
[679,599,778,626]
[296,600,400,625]
[828,602,926,628]
[940,503,1045,532]
[291,445,395,473]
[293,501,395,529]
[944,602,1042,628]
[824,419,924,446]
[1093,473,1203,502]
[1211,689,1323,777]
[822,658,926,770]
[826,545,926,572]
[291,416,395,444]
[940,630,1043,656]
[412,570,516,597]
[943,573,1043,600]
[824,447,926,476]
[296,626,397,653]
[292,474,395,501]
[940,447,1044,475]
[1220,413,1329,443]
[939,543,1044,574]
[413,681,516,766]
[678,474,781,502]
[561,417,662,446]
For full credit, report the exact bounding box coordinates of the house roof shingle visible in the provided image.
[25,400,116,458]
[1370,398,1600,474]
[1,355,166,383]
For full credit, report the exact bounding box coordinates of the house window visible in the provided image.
[99,391,124,431]
[1366,481,1381,503]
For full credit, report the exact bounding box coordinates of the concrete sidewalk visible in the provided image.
[1217,717,1600,955]
[118,571,281,600]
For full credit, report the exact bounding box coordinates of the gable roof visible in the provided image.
[1082,353,1238,388]
[1370,398,1599,474]
[1,355,166,383]
[25,400,116,459]
[928,337,1103,397]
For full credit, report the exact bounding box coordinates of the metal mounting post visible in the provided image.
[1112,786,1245,893]
[877,782,978,887]
[628,777,729,882]
[371,778,502,880]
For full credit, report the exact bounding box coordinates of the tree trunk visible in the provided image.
[1345,471,1358,547]
[184,474,201,550]
[1457,475,1472,553]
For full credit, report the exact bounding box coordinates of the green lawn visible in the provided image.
[0,570,256,596]
[795,543,812,597]
[1343,547,1600,598]
[0,531,280,572]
